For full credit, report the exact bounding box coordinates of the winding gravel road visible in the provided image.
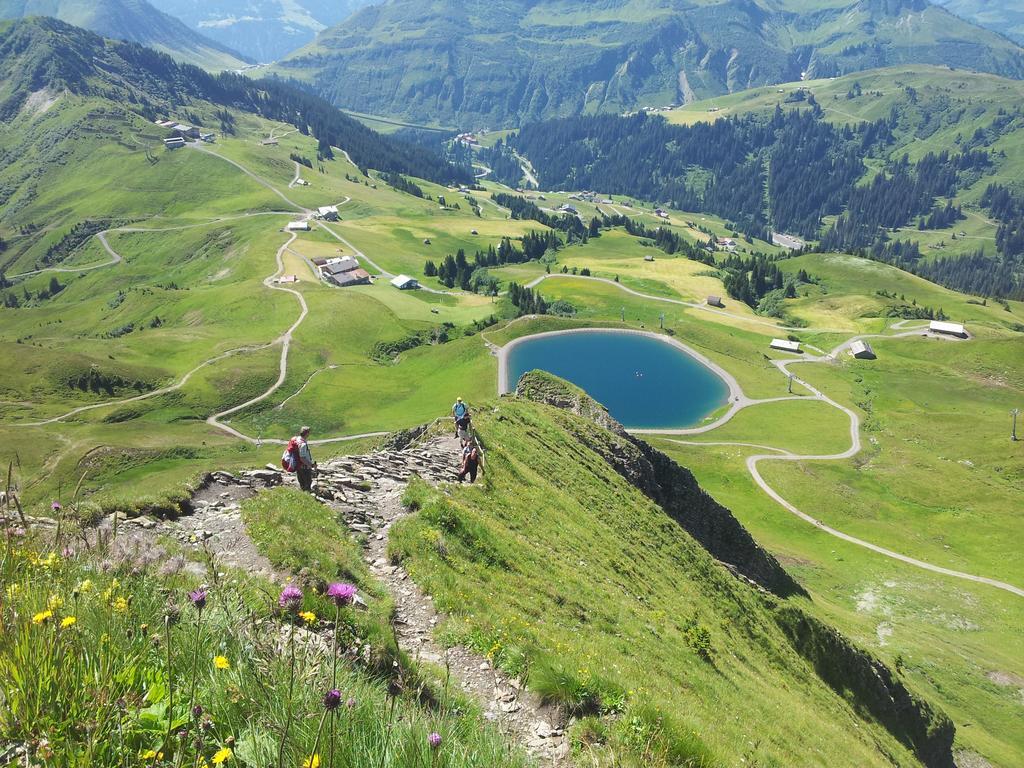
[650,331,1024,597]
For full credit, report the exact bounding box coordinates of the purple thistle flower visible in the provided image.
[323,689,342,710]
[51,501,62,512]
[278,584,303,612]
[345,697,357,710]
[188,589,208,611]
[326,582,356,607]
[192,704,203,718]
[428,732,442,750]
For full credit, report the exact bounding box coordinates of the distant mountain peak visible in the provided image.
[0,0,250,69]
[272,0,1024,129]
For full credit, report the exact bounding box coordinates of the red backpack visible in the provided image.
[281,437,300,472]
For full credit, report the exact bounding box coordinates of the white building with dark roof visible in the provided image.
[849,340,875,359]
[390,275,419,290]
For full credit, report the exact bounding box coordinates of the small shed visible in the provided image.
[163,137,186,150]
[318,206,340,221]
[643,254,655,262]
[849,340,875,359]
[286,221,310,232]
[770,339,802,353]
[391,275,419,290]
[706,295,723,308]
[929,320,967,338]
[279,275,298,284]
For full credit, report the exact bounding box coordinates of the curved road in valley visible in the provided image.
[647,331,1024,598]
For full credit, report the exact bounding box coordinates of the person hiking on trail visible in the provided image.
[292,425,316,492]
[452,397,470,438]
[458,439,481,484]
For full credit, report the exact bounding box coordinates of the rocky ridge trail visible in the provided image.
[115,433,572,767]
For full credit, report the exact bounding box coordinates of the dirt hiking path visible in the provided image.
[112,434,571,766]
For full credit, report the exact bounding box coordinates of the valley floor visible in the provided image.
[2,107,1022,766]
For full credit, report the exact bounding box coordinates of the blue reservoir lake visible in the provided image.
[505,330,730,429]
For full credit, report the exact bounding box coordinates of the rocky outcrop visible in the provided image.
[516,371,804,597]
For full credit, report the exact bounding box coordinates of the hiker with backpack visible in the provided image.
[451,397,469,438]
[458,439,481,484]
[282,426,316,492]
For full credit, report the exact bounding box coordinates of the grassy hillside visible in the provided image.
[387,378,952,767]
[0,485,531,766]
[269,0,1024,128]
[0,0,249,69]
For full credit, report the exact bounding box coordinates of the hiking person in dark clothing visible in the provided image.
[458,440,481,484]
[294,426,316,492]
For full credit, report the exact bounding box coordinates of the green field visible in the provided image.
[3,64,1024,767]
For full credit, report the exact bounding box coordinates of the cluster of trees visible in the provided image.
[717,254,802,309]
[502,109,896,239]
[480,143,524,187]
[823,150,987,250]
[506,283,549,316]
[426,232,561,292]
[492,193,589,239]
[44,221,109,266]
[379,172,423,198]
[64,367,151,396]
[918,201,962,231]
[982,184,1024,258]
[289,153,313,169]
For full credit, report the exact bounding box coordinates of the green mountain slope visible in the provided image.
[934,0,1024,46]
[273,0,1024,128]
[388,371,954,767]
[0,0,250,69]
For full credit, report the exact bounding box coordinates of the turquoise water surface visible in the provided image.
[506,331,729,429]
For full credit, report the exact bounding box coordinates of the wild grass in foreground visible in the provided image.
[0,497,529,768]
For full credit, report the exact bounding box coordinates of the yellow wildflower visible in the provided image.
[47,594,64,610]
[5,583,19,599]
[140,749,164,761]
[112,596,129,614]
[302,755,320,768]
[211,747,232,764]
[39,552,58,568]
[298,611,317,625]
[61,616,77,629]
[76,579,94,594]
[213,656,231,670]
[32,610,53,625]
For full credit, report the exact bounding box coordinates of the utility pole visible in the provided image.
[788,374,794,394]
[1013,408,1020,442]
[621,306,625,322]
[659,313,665,329]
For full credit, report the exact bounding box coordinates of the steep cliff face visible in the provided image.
[516,370,804,597]
[514,370,955,767]
[774,605,956,768]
